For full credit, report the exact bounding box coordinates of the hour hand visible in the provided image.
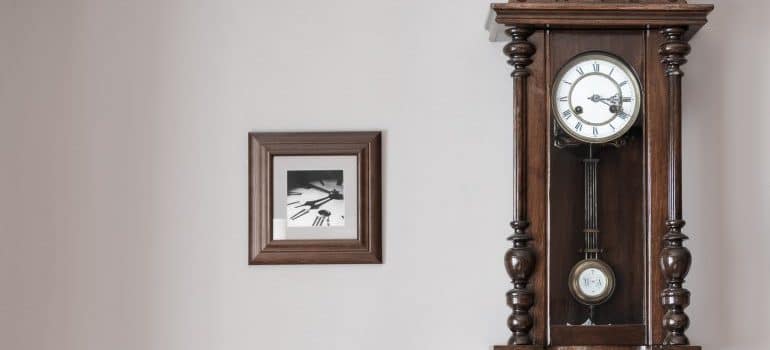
[588,94,618,104]
[598,94,619,105]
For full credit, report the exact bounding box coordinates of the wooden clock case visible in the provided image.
[487,1,713,349]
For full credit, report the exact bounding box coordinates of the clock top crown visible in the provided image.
[491,0,712,40]
[505,0,688,3]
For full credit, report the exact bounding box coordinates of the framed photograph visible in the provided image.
[248,132,382,264]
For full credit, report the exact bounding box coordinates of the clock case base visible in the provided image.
[494,346,701,350]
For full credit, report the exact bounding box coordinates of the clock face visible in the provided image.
[286,170,345,227]
[578,267,609,297]
[552,53,642,143]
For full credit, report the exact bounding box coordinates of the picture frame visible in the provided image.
[248,131,382,264]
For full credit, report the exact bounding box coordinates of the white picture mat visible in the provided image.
[272,155,358,240]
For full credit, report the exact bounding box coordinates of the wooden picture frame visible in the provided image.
[248,131,382,264]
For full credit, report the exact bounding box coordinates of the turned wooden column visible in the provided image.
[503,25,536,346]
[659,26,693,346]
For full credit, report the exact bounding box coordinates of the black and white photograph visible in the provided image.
[286,170,345,228]
[269,154,359,241]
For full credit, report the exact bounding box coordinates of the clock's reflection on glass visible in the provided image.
[286,170,345,227]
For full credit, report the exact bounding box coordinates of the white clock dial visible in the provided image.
[287,176,345,227]
[577,267,609,297]
[553,53,641,143]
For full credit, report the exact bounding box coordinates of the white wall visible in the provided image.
[1,0,767,349]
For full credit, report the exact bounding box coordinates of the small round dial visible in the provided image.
[568,259,616,306]
[578,268,608,297]
[552,53,642,143]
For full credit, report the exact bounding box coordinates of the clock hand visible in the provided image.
[598,101,624,115]
[587,94,602,103]
[294,194,332,208]
[588,95,622,113]
[305,183,332,194]
[295,190,344,209]
[309,197,333,209]
[588,94,620,104]
[602,94,620,104]
[290,197,334,221]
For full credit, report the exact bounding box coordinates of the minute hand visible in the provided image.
[306,183,332,194]
[296,195,333,208]
[290,196,334,220]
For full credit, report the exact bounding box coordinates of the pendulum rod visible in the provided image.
[583,145,600,261]
[583,144,600,324]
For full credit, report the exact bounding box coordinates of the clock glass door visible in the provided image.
[547,30,646,345]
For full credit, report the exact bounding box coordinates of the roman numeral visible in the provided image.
[622,97,633,102]
[609,123,616,131]
[574,121,583,131]
[563,80,572,85]
[559,96,568,102]
[609,67,615,76]
[562,110,572,119]
[593,63,600,72]
[592,127,598,136]
[576,66,585,75]
[618,112,629,120]
[312,215,328,226]
[288,191,302,196]
[619,80,629,87]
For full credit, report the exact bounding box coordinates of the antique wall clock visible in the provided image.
[485,1,713,349]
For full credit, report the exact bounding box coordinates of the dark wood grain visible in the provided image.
[495,345,701,350]
[248,132,382,265]
[494,344,702,350]
[526,29,548,346]
[547,346,650,350]
[551,325,645,346]
[497,0,688,2]
[645,28,668,346]
[658,26,692,346]
[504,25,538,346]
[491,2,713,40]
[494,345,545,350]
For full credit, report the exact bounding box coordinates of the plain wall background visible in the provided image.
[1,0,768,349]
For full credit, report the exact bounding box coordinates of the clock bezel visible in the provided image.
[551,51,643,144]
[568,258,616,306]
